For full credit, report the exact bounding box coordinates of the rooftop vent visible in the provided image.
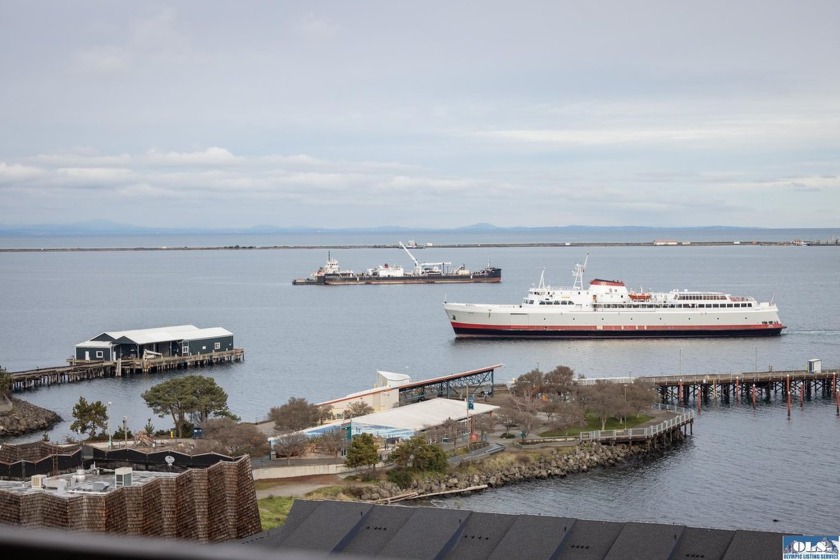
[31,475,47,489]
[115,467,132,488]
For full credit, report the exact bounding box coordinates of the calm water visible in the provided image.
[1,229,839,534]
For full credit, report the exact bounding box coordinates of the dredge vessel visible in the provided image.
[293,242,501,285]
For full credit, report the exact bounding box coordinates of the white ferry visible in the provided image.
[443,255,785,339]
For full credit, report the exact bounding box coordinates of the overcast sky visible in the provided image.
[1,2,838,229]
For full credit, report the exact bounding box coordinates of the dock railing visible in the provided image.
[578,403,694,444]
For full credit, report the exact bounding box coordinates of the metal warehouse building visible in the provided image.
[74,324,234,361]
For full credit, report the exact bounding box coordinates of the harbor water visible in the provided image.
[1,228,838,534]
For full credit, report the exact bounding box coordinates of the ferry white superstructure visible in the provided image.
[443,255,785,339]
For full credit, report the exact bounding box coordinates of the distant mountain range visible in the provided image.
[0,220,819,237]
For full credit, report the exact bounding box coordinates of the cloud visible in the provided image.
[128,7,186,53]
[1,2,839,229]
[291,13,341,41]
[0,143,837,229]
[145,147,243,166]
[0,162,45,183]
[73,46,132,74]
[56,167,134,183]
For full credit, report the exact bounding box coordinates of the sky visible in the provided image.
[1,1,839,230]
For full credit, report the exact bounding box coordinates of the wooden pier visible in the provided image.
[572,366,840,409]
[8,349,245,393]
[643,369,839,405]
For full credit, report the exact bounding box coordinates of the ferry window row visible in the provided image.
[530,301,754,308]
[594,303,754,309]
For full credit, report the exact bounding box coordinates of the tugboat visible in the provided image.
[292,252,356,285]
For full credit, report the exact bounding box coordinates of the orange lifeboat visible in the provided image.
[629,293,651,302]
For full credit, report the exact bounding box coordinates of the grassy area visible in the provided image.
[538,413,652,437]
[256,485,361,531]
[258,496,295,531]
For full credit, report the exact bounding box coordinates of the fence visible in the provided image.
[577,404,694,443]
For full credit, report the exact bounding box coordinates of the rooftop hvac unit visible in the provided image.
[115,467,132,488]
[31,475,47,489]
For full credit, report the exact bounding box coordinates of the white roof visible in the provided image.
[83,325,232,345]
[94,325,199,344]
[377,370,411,382]
[270,398,499,442]
[75,340,113,348]
[180,327,233,341]
[375,370,411,388]
[351,398,498,432]
[109,325,198,337]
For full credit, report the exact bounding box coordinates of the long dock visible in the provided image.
[647,369,839,405]
[580,367,839,405]
[7,349,245,393]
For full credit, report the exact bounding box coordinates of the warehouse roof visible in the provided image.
[351,398,497,433]
[77,325,232,346]
[280,398,498,441]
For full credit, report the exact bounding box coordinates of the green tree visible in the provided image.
[543,365,576,399]
[269,397,323,432]
[510,368,543,399]
[272,432,311,465]
[546,400,586,435]
[510,409,540,439]
[318,404,335,425]
[389,434,447,472]
[344,432,379,472]
[69,396,108,438]
[495,407,519,435]
[625,379,659,416]
[200,417,270,457]
[313,427,346,458]
[141,375,237,438]
[343,401,374,419]
[575,380,625,430]
[441,418,461,450]
[0,365,11,399]
[472,413,497,443]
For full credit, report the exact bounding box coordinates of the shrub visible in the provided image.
[515,453,534,464]
[387,468,415,489]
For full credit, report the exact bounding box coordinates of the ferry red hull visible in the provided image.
[450,323,785,339]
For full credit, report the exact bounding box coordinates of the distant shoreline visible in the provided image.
[0,240,835,253]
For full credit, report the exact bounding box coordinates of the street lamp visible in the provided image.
[623,383,629,425]
[107,402,112,448]
[466,384,476,443]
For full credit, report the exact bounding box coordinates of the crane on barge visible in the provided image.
[399,241,451,275]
